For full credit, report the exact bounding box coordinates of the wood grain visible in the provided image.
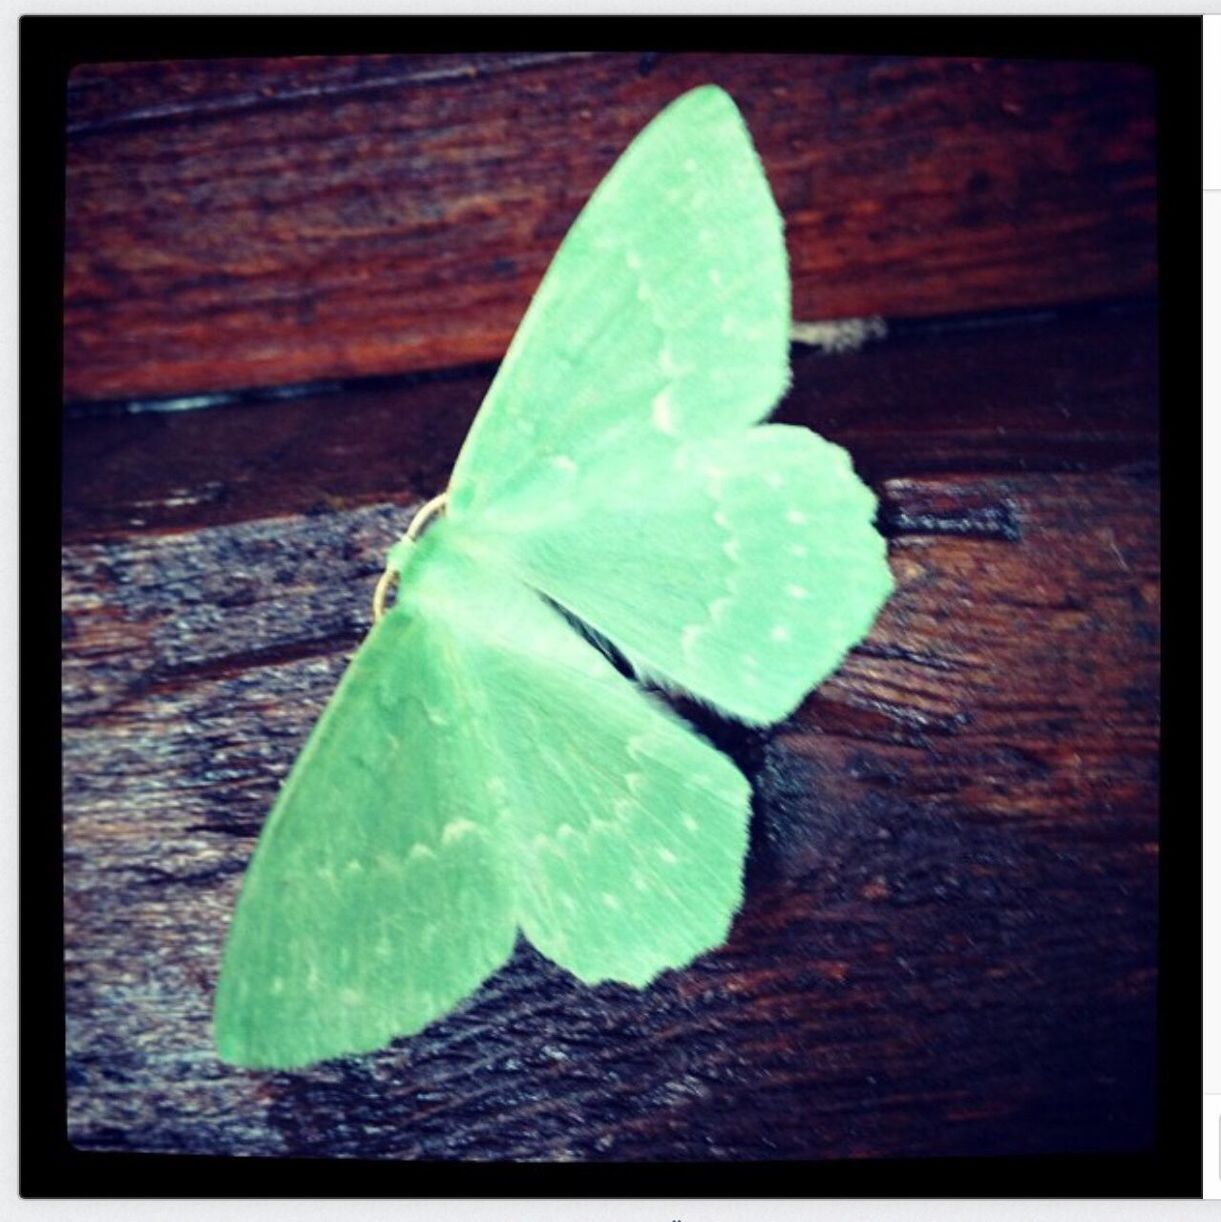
[62,302,1156,542]
[65,51,1156,402]
[61,304,1158,1159]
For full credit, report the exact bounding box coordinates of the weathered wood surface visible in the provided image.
[65,51,1156,402]
[63,302,1156,540]
[61,303,1159,1159]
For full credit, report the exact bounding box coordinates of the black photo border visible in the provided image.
[25,12,1203,1201]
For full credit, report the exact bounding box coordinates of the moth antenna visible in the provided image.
[372,492,449,622]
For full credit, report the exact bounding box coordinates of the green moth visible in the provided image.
[213,85,893,1069]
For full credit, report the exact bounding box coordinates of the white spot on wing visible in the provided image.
[626,771,646,796]
[442,818,479,845]
[409,843,435,862]
[709,268,723,287]
[786,510,808,525]
[651,388,676,435]
[787,584,810,600]
[682,815,698,832]
[601,892,622,910]
[657,847,678,865]
[789,543,808,557]
[710,596,733,623]
[681,624,704,656]
[766,472,785,488]
[625,250,642,271]
[723,539,740,561]
[550,455,577,473]
[771,625,792,643]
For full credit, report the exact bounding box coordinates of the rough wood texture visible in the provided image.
[61,303,1159,1160]
[65,51,1156,402]
[63,303,1156,541]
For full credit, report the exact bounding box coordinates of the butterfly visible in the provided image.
[213,85,893,1069]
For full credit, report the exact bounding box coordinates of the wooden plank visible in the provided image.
[65,51,1156,401]
[61,473,1158,1159]
[60,306,1159,1159]
[62,302,1157,542]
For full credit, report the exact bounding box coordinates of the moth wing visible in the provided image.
[213,544,519,1069]
[412,528,751,987]
[439,540,752,988]
[478,424,894,726]
[446,84,789,521]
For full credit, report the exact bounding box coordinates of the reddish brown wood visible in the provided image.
[61,302,1156,543]
[60,304,1158,1160]
[65,52,1156,401]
